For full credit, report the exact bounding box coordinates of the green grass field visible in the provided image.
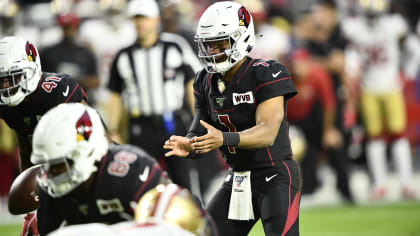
[2,202,420,235]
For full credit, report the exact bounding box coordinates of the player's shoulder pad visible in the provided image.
[104,144,159,186]
[194,68,208,83]
[37,72,74,96]
[251,59,290,82]
[192,68,209,92]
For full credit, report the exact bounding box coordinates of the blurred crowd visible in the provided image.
[1,0,420,217]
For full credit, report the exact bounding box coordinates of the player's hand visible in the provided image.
[191,120,223,154]
[109,130,123,144]
[20,212,39,236]
[164,135,193,157]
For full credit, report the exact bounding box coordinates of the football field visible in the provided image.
[249,202,420,236]
[1,202,420,236]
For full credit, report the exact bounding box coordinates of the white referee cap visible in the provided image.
[127,0,160,18]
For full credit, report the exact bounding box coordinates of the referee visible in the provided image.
[106,0,201,190]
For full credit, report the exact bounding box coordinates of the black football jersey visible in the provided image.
[190,57,297,171]
[0,72,87,142]
[37,144,167,235]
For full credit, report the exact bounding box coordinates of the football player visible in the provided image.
[342,0,416,200]
[24,103,168,235]
[0,36,88,171]
[164,2,301,235]
[48,183,218,236]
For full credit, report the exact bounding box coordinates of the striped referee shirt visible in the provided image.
[108,32,201,116]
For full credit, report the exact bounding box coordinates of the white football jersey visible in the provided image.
[342,14,408,93]
[48,221,195,236]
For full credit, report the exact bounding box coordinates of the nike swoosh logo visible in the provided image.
[62,86,69,97]
[139,166,150,182]
[265,174,278,182]
[272,71,282,77]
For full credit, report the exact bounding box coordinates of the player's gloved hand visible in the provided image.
[20,212,39,236]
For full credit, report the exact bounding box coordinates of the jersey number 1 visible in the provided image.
[218,114,237,154]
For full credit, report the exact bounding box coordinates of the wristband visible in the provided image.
[185,150,200,159]
[222,132,240,146]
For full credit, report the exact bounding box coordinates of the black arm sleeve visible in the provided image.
[37,191,64,235]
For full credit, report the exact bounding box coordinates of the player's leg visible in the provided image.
[326,147,354,202]
[260,159,301,236]
[384,91,416,199]
[206,185,257,236]
[299,142,319,195]
[361,92,387,199]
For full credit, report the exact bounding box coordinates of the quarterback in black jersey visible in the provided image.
[164,2,301,235]
[0,36,87,171]
[29,103,168,235]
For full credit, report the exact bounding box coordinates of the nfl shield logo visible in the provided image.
[216,97,225,107]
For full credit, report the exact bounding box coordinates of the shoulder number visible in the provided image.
[107,151,138,177]
[252,61,269,67]
[41,77,62,93]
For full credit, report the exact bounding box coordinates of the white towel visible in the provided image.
[228,171,254,220]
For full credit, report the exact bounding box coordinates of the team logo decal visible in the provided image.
[25,41,37,62]
[76,111,93,141]
[232,91,254,105]
[238,6,251,28]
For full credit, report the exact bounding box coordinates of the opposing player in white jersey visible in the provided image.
[342,0,416,200]
[48,184,217,236]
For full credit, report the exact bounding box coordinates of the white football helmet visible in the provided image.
[195,1,255,73]
[31,103,109,198]
[0,36,42,106]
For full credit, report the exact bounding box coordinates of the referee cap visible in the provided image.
[127,0,160,18]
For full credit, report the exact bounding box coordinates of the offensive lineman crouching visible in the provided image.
[22,103,169,236]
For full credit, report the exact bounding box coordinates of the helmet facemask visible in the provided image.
[36,141,99,198]
[31,103,109,198]
[0,36,42,106]
[196,28,252,73]
[37,158,79,198]
[0,66,36,105]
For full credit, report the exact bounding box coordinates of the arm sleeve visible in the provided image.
[37,191,64,235]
